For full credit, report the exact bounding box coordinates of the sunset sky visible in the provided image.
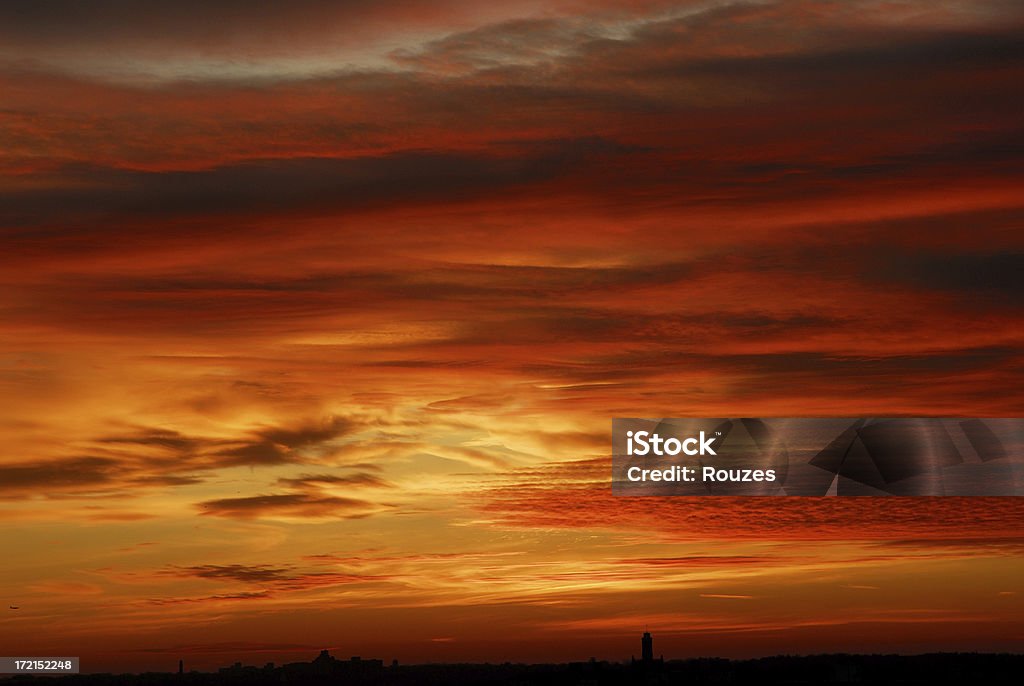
[1,0,1023,672]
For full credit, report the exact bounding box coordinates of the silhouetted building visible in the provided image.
[632,631,664,670]
[281,650,384,681]
[178,660,183,675]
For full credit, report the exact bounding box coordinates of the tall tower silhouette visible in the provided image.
[641,631,653,662]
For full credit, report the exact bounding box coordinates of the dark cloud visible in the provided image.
[148,591,271,605]
[0,0,473,54]
[1,141,637,230]
[173,564,291,583]
[624,25,1024,83]
[197,493,383,519]
[0,417,360,505]
[0,456,117,495]
[277,472,394,489]
[216,417,354,466]
[876,253,1024,303]
[4,11,1021,234]
[2,261,697,325]
[97,427,217,452]
[4,15,1022,255]
[257,417,353,452]
[216,442,294,466]
[168,563,387,590]
[96,417,354,471]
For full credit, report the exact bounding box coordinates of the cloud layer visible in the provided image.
[1,0,1022,670]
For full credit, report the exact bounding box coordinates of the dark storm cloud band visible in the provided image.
[612,418,1024,496]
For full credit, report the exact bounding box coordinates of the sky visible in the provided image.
[1,0,1023,672]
